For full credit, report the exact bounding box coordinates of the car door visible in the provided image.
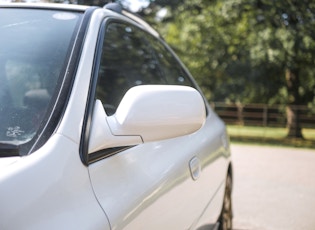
[87,19,228,230]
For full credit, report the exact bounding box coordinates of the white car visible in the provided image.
[0,3,232,230]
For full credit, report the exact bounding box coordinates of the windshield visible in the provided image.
[0,8,81,154]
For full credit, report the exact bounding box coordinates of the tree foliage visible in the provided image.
[138,0,315,138]
[80,0,315,137]
[144,0,315,107]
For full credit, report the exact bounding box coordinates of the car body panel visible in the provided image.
[89,110,229,230]
[56,8,106,143]
[0,134,110,230]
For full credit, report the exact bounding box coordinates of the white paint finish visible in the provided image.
[107,85,206,142]
[56,8,106,143]
[193,181,226,229]
[89,85,206,152]
[0,156,19,168]
[0,2,89,11]
[89,138,198,230]
[89,111,230,230]
[0,134,109,230]
[89,99,143,153]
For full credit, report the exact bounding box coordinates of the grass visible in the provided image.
[227,125,315,149]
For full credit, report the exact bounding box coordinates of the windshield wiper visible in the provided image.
[0,143,20,157]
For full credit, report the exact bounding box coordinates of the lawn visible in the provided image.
[227,125,315,148]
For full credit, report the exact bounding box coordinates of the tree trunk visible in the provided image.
[286,105,303,138]
[285,68,303,138]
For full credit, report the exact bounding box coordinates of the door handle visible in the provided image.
[189,157,201,180]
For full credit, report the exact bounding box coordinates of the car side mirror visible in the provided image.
[88,85,206,153]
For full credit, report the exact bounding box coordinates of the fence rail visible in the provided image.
[211,102,315,128]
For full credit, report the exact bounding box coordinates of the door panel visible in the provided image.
[88,113,228,229]
[89,136,198,229]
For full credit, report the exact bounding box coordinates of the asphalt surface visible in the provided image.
[231,144,315,230]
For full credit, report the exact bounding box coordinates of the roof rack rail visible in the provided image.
[104,2,122,13]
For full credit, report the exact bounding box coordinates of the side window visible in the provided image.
[96,21,166,115]
[96,20,196,116]
[147,36,195,88]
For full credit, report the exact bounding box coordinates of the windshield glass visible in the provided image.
[0,8,81,150]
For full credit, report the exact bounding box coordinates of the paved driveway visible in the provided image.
[231,144,315,230]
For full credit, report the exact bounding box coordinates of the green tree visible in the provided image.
[77,0,315,138]
[149,0,315,138]
[246,0,315,138]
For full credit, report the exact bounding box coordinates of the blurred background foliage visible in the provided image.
[78,0,315,138]
[137,0,315,138]
[79,0,315,107]
[138,0,315,108]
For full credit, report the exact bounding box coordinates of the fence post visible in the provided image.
[263,105,268,127]
[236,103,244,125]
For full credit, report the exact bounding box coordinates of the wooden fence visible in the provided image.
[211,102,315,128]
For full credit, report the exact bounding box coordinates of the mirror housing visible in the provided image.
[88,85,206,153]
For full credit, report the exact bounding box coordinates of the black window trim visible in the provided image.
[80,17,111,165]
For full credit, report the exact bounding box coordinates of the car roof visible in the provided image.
[0,2,161,38]
[0,2,90,11]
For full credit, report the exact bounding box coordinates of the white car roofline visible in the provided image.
[0,2,90,11]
